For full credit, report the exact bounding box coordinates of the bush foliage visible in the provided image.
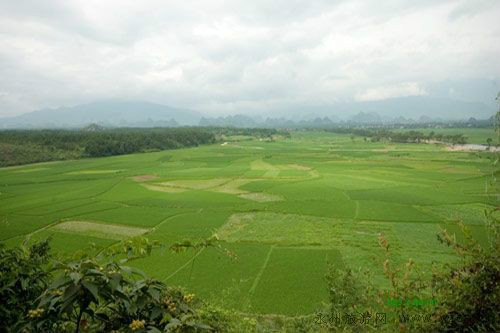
[0,239,212,333]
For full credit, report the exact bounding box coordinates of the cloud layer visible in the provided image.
[356,83,428,102]
[0,0,499,117]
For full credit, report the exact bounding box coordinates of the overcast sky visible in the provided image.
[0,0,499,117]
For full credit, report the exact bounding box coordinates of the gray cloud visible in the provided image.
[0,0,499,117]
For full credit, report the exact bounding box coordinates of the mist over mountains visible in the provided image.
[0,100,202,128]
[0,96,495,129]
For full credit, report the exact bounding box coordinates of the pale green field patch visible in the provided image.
[131,174,159,182]
[263,170,280,178]
[160,178,228,190]
[251,160,277,171]
[67,169,122,175]
[14,167,49,173]
[251,160,311,172]
[211,178,254,194]
[238,192,284,202]
[52,220,148,240]
[140,184,188,193]
[286,164,311,171]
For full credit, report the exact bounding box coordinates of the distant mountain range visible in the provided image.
[0,96,495,129]
[0,100,202,128]
[260,96,495,121]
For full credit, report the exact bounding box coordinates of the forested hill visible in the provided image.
[0,128,216,167]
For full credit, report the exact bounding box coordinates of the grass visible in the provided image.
[0,130,497,316]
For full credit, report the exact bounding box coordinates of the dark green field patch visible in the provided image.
[348,186,482,206]
[270,199,356,219]
[3,231,116,256]
[444,223,492,248]
[419,203,499,225]
[356,200,441,222]
[76,206,183,228]
[152,210,233,240]
[134,242,272,311]
[0,214,54,240]
[250,247,342,315]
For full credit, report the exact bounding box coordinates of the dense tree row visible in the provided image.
[199,113,496,129]
[0,127,290,167]
[327,128,469,145]
[0,128,216,167]
[203,126,290,139]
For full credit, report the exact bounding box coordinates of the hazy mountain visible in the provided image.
[0,100,202,128]
[199,115,258,128]
[263,96,495,121]
[351,96,494,120]
[349,112,382,123]
[0,95,495,129]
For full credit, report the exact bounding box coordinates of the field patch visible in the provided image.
[53,220,148,240]
[142,176,284,203]
[140,183,188,193]
[251,160,277,171]
[217,212,339,247]
[211,179,254,194]
[348,186,481,205]
[76,206,181,228]
[131,174,159,182]
[356,200,441,222]
[0,214,55,240]
[286,164,311,170]
[159,178,228,190]
[137,242,272,311]
[238,192,283,202]
[67,169,122,175]
[3,231,117,255]
[250,247,342,314]
[419,203,500,225]
[13,167,49,173]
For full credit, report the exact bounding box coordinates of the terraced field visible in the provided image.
[1,131,498,315]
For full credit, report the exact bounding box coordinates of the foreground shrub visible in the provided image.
[0,240,51,332]
[0,238,212,333]
[426,224,500,333]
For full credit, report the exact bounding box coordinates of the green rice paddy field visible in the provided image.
[1,131,498,316]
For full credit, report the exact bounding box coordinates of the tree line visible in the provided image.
[0,126,291,167]
[327,128,469,145]
[0,127,216,167]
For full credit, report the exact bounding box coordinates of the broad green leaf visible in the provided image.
[82,280,99,302]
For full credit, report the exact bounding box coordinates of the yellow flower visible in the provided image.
[129,319,145,331]
[183,293,195,303]
[51,289,64,296]
[28,308,44,318]
[168,303,177,313]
